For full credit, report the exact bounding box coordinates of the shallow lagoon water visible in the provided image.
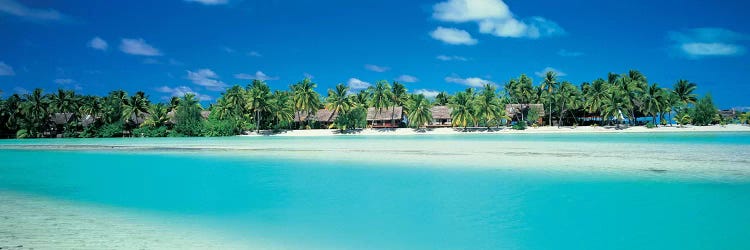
[1,132,750,249]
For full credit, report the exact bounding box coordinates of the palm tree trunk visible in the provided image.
[558,102,564,128]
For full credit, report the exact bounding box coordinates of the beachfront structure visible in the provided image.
[505,104,545,124]
[428,106,452,128]
[294,109,338,128]
[367,107,403,128]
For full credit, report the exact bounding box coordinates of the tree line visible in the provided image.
[1,69,747,138]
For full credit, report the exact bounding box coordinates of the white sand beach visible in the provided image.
[243,124,750,137]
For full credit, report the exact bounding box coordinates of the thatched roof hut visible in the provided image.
[294,109,338,123]
[430,106,452,120]
[51,113,74,125]
[505,104,545,119]
[367,107,402,121]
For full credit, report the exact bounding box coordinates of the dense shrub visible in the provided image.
[690,94,718,126]
[132,126,169,137]
[512,122,527,130]
[203,119,236,137]
[97,122,123,137]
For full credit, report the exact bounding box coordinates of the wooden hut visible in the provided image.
[428,106,452,127]
[294,109,338,128]
[367,107,403,128]
[505,104,545,124]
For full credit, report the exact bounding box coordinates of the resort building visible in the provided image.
[428,106,452,127]
[367,107,403,128]
[294,109,339,128]
[505,104,545,124]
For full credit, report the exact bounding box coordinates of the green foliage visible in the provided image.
[173,93,205,136]
[690,94,718,126]
[334,107,367,131]
[676,111,692,128]
[132,126,169,137]
[79,125,98,138]
[15,129,29,139]
[405,94,432,128]
[645,122,656,129]
[512,122,527,130]
[203,119,236,137]
[527,108,540,125]
[97,122,123,137]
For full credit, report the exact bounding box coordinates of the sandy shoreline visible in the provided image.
[242,124,750,137]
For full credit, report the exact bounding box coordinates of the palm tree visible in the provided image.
[541,71,559,126]
[49,89,79,125]
[246,80,271,132]
[450,90,475,129]
[600,86,631,129]
[1,94,22,132]
[325,83,354,124]
[269,90,295,129]
[353,90,371,108]
[406,94,432,128]
[556,82,580,127]
[435,91,450,106]
[168,96,180,112]
[122,91,150,135]
[475,84,504,129]
[20,88,50,137]
[641,83,664,125]
[369,80,392,126]
[672,79,698,106]
[142,103,169,127]
[620,70,646,125]
[583,78,609,125]
[390,82,408,127]
[292,78,322,128]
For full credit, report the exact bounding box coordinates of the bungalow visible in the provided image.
[427,106,452,127]
[505,104,545,124]
[294,109,338,128]
[367,107,403,128]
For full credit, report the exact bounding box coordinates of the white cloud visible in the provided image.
[0,0,65,21]
[364,64,390,72]
[414,89,440,98]
[395,75,418,83]
[119,38,162,56]
[347,78,371,90]
[534,67,566,78]
[54,78,75,84]
[669,28,748,58]
[432,0,564,39]
[184,0,228,5]
[303,72,315,79]
[13,86,28,95]
[430,26,477,45]
[221,46,235,53]
[247,51,262,57]
[0,61,15,76]
[445,75,495,87]
[87,37,108,51]
[156,86,212,101]
[436,55,468,61]
[557,49,583,57]
[186,69,226,91]
[234,71,279,81]
[168,58,183,66]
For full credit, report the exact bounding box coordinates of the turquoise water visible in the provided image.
[1,133,750,249]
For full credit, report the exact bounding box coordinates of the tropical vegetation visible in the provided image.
[0,70,740,138]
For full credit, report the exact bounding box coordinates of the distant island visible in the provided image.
[1,70,749,139]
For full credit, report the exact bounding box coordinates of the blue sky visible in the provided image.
[1,0,748,108]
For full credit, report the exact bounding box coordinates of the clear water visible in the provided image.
[1,133,750,249]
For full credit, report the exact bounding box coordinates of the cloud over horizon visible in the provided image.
[414,89,440,98]
[0,0,66,21]
[669,28,748,58]
[156,86,212,101]
[186,69,226,91]
[347,78,371,90]
[534,67,566,78]
[234,71,279,81]
[0,62,15,76]
[395,75,419,83]
[445,74,495,87]
[119,38,162,56]
[430,26,478,45]
[87,37,108,51]
[365,64,390,72]
[184,0,228,5]
[432,0,564,39]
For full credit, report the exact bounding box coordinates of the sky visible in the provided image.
[0,0,749,108]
